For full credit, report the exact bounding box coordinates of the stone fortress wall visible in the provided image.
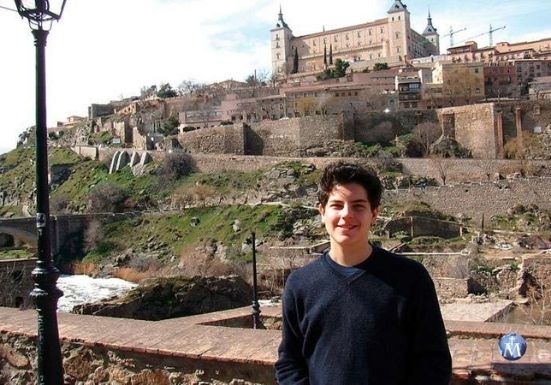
[176,114,351,156]
[71,144,551,221]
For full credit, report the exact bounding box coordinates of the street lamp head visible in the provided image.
[14,0,67,30]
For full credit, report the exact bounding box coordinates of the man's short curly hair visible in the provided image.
[318,162,383,210]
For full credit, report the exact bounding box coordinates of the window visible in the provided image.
[345,34,349,40]
[380,27,384,33]
[369,29,372,36]
[334,35,338,42]
[395,32,400,39]
[474,68,479,73]
[357,31,361,38]
[313,40,316,46]
[397,47,400,53]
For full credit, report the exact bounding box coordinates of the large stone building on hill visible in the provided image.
[271,0,439,79]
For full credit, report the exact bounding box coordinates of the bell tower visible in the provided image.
[422,10,440,55]
[387,0,411,61]
[271,6,294,78]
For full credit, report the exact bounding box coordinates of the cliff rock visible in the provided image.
[72,275,252,321]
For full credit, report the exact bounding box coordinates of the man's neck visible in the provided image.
[329,242,373,267]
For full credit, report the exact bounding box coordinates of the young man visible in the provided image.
[275,162,451,385]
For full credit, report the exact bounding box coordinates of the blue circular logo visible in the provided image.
[498,333,527,361]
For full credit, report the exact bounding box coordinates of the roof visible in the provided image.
[294,18,387,40]
[388,0,408,14]
[422,12,437,35]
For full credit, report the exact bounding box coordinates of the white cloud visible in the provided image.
[1,0,550,152]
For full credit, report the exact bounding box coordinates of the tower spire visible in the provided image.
[276,4,290,29]
[422,8,437,35]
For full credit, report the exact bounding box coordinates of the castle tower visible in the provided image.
[271,6,294,78]
[422,10,440,55]
[387,0,411,62]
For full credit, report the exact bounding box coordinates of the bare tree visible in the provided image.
[177,79,205,96]
[412,122,442,156]
[295,96,317,116]
[429,156,451,185]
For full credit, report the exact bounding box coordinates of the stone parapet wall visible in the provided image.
[0,332,275,385]
[71,146,99,160]
[179,124,246,154]
[399,158,551,183]
[433,277,470,299]
[386,177,551,222]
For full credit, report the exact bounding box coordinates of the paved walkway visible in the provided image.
[1,306,551,383]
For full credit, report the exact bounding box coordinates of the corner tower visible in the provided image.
[422,11,440,55]
[271,6,294,78]
[387,0,411,62]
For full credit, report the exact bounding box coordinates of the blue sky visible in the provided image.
[0,0,550,154]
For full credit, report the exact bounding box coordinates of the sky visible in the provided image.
[0,0,550,154]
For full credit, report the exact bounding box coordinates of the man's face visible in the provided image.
[319,183,379,249]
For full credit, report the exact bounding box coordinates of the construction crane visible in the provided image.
[463,25,506,47]
[443,27,467,48]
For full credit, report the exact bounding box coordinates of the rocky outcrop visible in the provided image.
[72,275,252,321]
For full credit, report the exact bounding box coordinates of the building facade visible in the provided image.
[271,0,439,78]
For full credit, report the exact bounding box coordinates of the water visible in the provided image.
[56,275,137,313]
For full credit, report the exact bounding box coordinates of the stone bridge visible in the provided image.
[0,306,550,384]
[0,213,138,259]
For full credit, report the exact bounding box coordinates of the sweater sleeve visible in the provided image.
[407,266,452,385]
[275,276,309,385]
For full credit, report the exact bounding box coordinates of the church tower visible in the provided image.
[271,6,294,78]
[422,11,440,55]
[387,0,411,62]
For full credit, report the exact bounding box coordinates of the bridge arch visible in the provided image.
[0,226,37,248]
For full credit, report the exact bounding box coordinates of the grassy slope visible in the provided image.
[85,205,282,262]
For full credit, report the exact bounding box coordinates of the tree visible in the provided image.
[156,83,178,99]
[411,122,442,156]
[177,79,205,95]
[87,183,128,213]
[140,85,157,99]
[157,152,195,182]
[292,47,299,74]
[295,96,317,116]
[373,63,389,71]
[159,115,180,136]
[429,156,451,185]
[334,59,350,78]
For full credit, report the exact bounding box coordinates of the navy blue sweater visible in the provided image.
[275,248,451,385]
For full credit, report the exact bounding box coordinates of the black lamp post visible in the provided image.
[14,1,67,384]
[251,232,261,329]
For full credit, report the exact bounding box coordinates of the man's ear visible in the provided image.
[318,204,325,222]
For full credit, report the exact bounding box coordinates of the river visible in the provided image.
[56,275,137,313]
